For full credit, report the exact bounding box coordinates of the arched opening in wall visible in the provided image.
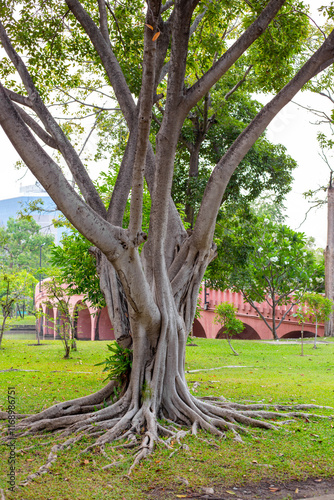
[192,319,207,338]
[74,302,91,340]
[280,330,315,339]
[216,323,260,340]
[45,306,54,338]
[98,307,115,340]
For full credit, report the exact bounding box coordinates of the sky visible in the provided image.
[0,0,332,249]
[257,89,332,249]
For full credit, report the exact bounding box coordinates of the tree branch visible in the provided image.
[129,6,160,240]
[182,0,286,115]
[0,20,107,218]
[191,27,334,252]
[161,0,174,13]
[0,85,161,330]
[149,1,200,249]
[0,83,122,260]
[3,87,33,108]
[12,104,58,149]
[224,65,253,100]
[98,0,111,46]
[241,291,274,334]
[65,0,136,127]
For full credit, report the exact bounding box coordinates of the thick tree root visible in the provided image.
[1,390,332,488]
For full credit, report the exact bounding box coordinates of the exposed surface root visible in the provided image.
[1,389,332,487]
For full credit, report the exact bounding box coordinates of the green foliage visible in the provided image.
[214,302,244,337]
[207,206,324,339]
[214,302,244,355]
[208,208,324,301]
[50,228,105,308]
[0,217,54,279]
[302,292,333,324]
[0,269,37,346]
[95,342,132,383]
[41,272,79,357]
[170,75,297,224]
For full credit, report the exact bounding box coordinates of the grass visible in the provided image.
[0,337,334,499]
[1,314,37,328]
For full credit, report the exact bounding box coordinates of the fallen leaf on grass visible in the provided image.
[226,490,236,495]
[26,459,34,462]
[314,479,322,482]
[269,487,280,492]
[175,496,188,498]
[295,488,299,493]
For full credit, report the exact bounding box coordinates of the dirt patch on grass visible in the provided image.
[146,477,334,499]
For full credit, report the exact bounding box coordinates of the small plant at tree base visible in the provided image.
[96,342,132,384]
[214,302,244,356]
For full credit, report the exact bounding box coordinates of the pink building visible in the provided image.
[35,283,324,341]
[194,288,324,340]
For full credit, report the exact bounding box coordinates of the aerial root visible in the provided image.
[20,433,86,487]
[16,441,53,454]
[0,411,31,421]
[4,389,333,487]
[200,398,334,413]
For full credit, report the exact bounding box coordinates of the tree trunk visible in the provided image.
[0,316,7,348]
[313,318,318,349]
[325,181,334,336]
[185,143,201,228]
[63,345,71,359]
[300,325,304,356]
[226,334,239,356]
[272,303,279,340]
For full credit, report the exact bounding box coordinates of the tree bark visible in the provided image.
[325,181,334,336]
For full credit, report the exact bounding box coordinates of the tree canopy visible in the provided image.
[207,209,325,339]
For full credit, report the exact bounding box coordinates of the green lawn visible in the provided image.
[1,314,37,328]
[0,337,333,500]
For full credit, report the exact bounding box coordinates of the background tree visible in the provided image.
[1,0,334,470]
[41,273,80,358]
[0,217,54,278]
[214,302,244,356]
[0,269,37,348]
[293,303,311,356]
[302,292,333,349]
[207,211,325,340]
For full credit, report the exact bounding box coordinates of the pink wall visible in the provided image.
[76,305,91,340]
[35,281,324,341]
[98,308,115,341]
[196,288,324,340]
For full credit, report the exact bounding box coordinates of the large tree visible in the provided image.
[1,0,334,473]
